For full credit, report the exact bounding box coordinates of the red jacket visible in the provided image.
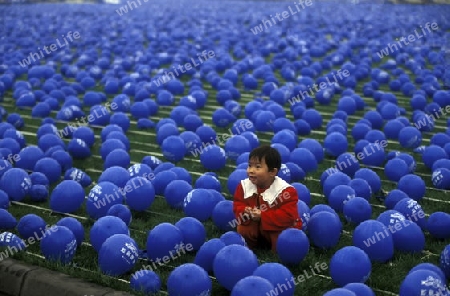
[233,177,302,232]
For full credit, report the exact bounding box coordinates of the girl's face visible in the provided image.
[247,156,278,189]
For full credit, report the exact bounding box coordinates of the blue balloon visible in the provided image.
[292,183,310,206]
[359,142,385,167]
[253,263,294,296]
[394,198,427,229]
[128,163,153,180]
[254,111,275,132]
[225,135,251,161]
[422,145,448,170]
[106,204,132,226]
[0,168,31,201]
[106,131,130,150]
[110,112,130,132]
[213,244,259,291]
[400,270,449,296]
[16,146,44,171]
[384,189,409,209]
[124,177,155,212]
[390,219,425,253]
[50,180,85,214]
[34,157,62,184]
[162,135,186,162]
[329,185,356,213]
[277,228,309,265]
[99,166,130,189]
[231,276,274,296]
[212,200,235,232]
[17,214,47,240]
[195,125,217,145]
[297,200,310,232]
[302,109,322,130]
[289,148,318,174]
[104,149,130,169]
[384,158,409,182]
[363,110,383,129]
[165,180,193,210]
[427,212,450,239]
[64,168,92,187]
[130,270,161,295]
[353,220,394,263]
[149,167,175,193]
[271,143,290,163]
[227,169,247,195]
[67,138,91,159]
[335,153,360,177]
[432,159,450,172]
[175,217,206,251]
[212,108,236,128]
[409,263,447,284]
[130,101,150,120]
[200,145,227,171]
[241,131,260,150]
[167,263,212,296]
[354,168,381,194]
[298,139,324,163]
[0,190,9,209]
[0,209,17,229]
[343,197,372,225]
[218,230,245,246]
[51,150,73,172]
[40,226,77,264]
[141,155,162,169]
[56,217,85,247]
[324,288,357,296]
[272,130,297,151]
[101,124,124,142]
[0,232,26,253]
[194,238,226,273]
[29,184,48,202]
[180,131,202,156]
[441,244,450,279]
[184,114,203,131]
[324,132,348,157]
[86,182,124,220]
[146,223,183,262]
[398,126,422,149]
[231,119,255,135]
[397,174,426,201]
[308,211,342,249]
[99,234,139,276]
[90,216,129,252]
[349,178,372,201]
[153,162,175,175]
[100,139,127,160]
[323,172,351,198]
[344,283,375,296]
[195,174,221,192]
[330,246,371,287]
[184,189,215,222]
[171,167,193,183]
[72,126,95,147]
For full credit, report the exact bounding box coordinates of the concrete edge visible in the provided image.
[0,258,133,296]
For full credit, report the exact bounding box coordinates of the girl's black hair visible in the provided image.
[248,145,281,172]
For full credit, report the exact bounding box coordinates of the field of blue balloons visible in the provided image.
[0,0,450,295]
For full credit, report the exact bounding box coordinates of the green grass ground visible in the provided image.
[1,21,450,296]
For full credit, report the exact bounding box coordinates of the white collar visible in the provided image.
[241,176,292,204]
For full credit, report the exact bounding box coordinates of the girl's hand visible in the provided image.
[250,208,261,221]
